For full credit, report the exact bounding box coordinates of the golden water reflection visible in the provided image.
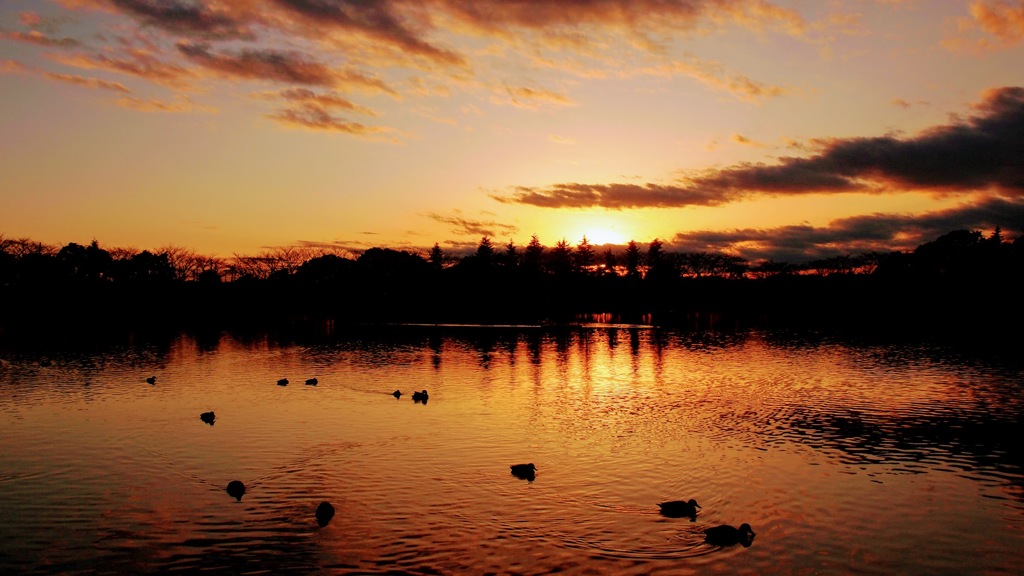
[0,326,1021,575]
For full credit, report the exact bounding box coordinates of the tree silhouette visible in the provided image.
[601,248,617,276]
[501,240,519,270]
[523,234,545,276]
[548,239,573,278]
[574,236,595,274]
[1,228,1021,339]
[476,236,494,268]
[624,240,641,278]
[429,243,445,270]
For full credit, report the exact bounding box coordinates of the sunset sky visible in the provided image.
[2,0,1023,263]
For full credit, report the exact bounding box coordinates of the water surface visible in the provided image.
[1,326,1021,575]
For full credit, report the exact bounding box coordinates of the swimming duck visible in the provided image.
[393,390,402,399]
[226,480,246,502]
[510,463,537,481]
[657,499,701,518]
[277,378,288,386]
[305,378,318,386]
[146,376,156,384]
[315,501,336,527]
[200,411,216,425]
[703,523,756,547]
[412,390,429,403]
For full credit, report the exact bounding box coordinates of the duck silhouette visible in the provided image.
[412,390,429,403]
[703,523,756,547]
[510,463,537,481]
[393,390,402,399]
[146,376,156,384]
[277,378,288,386]
[226,480,246,502]
[657,499,701,518]
[315,501,335,527]
[305,378,318,386]
[200,411,216,426]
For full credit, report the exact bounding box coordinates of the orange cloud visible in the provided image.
[970,0,1024,44]
[498,85,575,109]
[0,59,30,74]
[633,57,788,102]
[45,72,130,92]
[115,94,213,113]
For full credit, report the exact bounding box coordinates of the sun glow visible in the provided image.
[580,228,626,246]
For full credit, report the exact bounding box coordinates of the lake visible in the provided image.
[1,325,1022,575]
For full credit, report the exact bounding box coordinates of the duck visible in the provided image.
[510,463,537,481]
[412,390,429,403]
[146,376,157,384]
[277,378,289,386]
[393,390,402,399]
[703,523,756,547]
[315,501,336,527]
[657,499,701,518]
[200,411,216,426]
[305,377,318,386]
[226,480,246,502]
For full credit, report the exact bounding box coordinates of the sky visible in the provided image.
[1,0,1023,263]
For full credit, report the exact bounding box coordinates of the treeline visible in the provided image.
[1,230,1021,339]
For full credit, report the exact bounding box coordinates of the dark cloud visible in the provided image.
[270,0,464,66]
[496,86,1024,208]
[110,0,253,39]
[177,42,337,85]
[669,196,1024,263]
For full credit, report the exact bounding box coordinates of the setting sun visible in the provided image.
[581,228,626,247]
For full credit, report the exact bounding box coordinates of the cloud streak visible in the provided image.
[0,30,81,48]
[495,86,1024,208]
[427,212,519,238]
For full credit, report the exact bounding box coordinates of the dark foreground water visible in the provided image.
[1,326,1022,575]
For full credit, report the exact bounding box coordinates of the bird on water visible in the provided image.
[315,501,336,527]
[305,378,318,386]
[703,523,756,547]
[226,480,246,502]
[277,378,288,386]
[200,411,216,425]
[146,376,156,384]
[412,390,429,403]
[657,499,701,518]
[510,463,537,481]
[393,390,402,399]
